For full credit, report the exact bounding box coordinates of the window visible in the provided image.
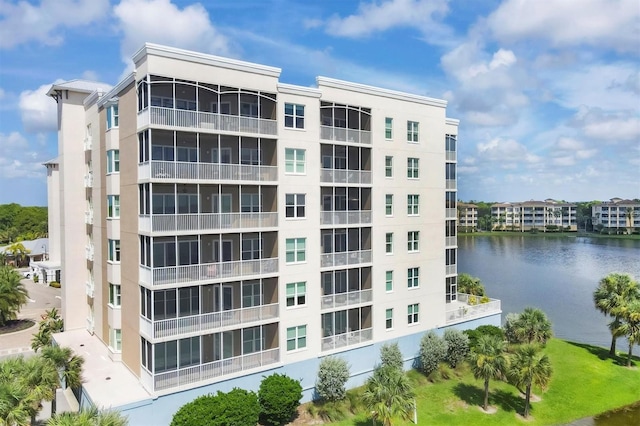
[179,336,200,367]
[385,117,393,139]
[286,282,306,307]
[286,194,306,218]
[285,238,306,263]
[107,150,120,174]
[154,340,177,373]
[242,238,262,260]
[408,231,419,252]
[108,239,120,262]
[407,158,419,179]
[107,104,119,129]
[385,194,393,216]
[385,156,393,177]
[407,121,419,142]
[107,195,120,218]
[287,325,307,351]
[408,267,419,288]
[407,194,419,216]
[285,148,306,174]
[109,328,122,351]
[241,193,261,213]
[386,309,393,329]
[109,283,121,306]
[385,233,393,254]
[408,303,419,324]
[385,270,393,292]
[243,327,263,354]
[285,103,305,129]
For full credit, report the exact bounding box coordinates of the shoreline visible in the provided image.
[459,231,640,240]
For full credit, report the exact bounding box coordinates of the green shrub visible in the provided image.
[33,275,39,283]
[49,281,60,288]
[379,342,404,371]
[316,356,350,402]
[443,329,469,368]
[503,312,521,344]
[465,325,504,350]
[419,331,447,376]
[259,373,302,425]
[170,388,259,426]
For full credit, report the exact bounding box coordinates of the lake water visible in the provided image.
[458,235,640,356]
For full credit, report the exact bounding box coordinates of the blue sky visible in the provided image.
[0,0,638,206]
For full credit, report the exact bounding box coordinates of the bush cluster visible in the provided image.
[419,331,447,376]
[443,329,470,368]
[259,373,303,426]
[170,388,259,426]
[379,342,404,371]
[316,356,350,402]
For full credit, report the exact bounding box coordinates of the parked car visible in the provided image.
[22,271,32,279]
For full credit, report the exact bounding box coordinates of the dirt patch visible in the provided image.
[0,319,35,335]
[287,405,325,425]
[478,405,498,414]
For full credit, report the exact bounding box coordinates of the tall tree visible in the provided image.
[470,334,509,411]
[593,273,640,356]
[362,365,415,426]
[514,307,553,345]
[0,266,29,326]
[618,299,640,367]
[5,242,30,267]
[508,344,552,418]
[41,346,85,415]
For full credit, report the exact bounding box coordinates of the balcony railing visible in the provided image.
[140,303,279,340]
[85,244,94,262]
[320,250,372,268]
[85,280,94,298]
[139,212,277,234]
[153,347,280,392]
[446,179,457,190]
[320,126,371,144]
[445,236,457,247]
[445,151,456,162]
[84,173,93,188]
[86,317,94,334]
[320,210,372,226]
[321,328,373,352]
[138,106,278,136]
[84,137,92,151]
[445,293,501,325]
[320,169,372,184]
[446,208,457,219]
[140,258,278,286]
[85,210,94,225]
[138,161,277,182]
[446,264,457,275]
[321,289,372,310]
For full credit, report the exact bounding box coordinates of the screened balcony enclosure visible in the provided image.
[320,227,372,267]
[321,267,372,310]
[321,306,372,351]
[320,101,371,144]
[320,144,372,184]
[320,187,371,225]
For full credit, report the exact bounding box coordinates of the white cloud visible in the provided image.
[487,0,640,53]
[324,0,451,43]
[19,82,60,133]
[81,70,100,81]
[0,88,5,99]
[114,0,231,65]
[0,132,46,179]
[571,107,640,142]
[0,0,109,49]
[476,137,542,165]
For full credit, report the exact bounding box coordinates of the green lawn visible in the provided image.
[327,339,640,425]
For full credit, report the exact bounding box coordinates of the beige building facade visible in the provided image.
[491,199,578,232]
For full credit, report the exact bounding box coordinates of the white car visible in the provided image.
[22,271,32,279]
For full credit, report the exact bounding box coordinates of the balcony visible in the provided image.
[445,236,457,247]
[320,169,372,185]
[84,136,92,151]
[320,126,371,144]
[445,293,502,325]
[320,250,372,268]
[321,327,373,352]
[152,347,280,392]
[139,258,278,286]
[84,173,93,188]
[139,212,277,234]
[446,179,457,190]
[446,264,457,275]
[138,107,277,136]
[320,211,372,226]
[86,317,94,334]
[446,151,456,162]
[321,289,372,310]
[85,210,94,225]
[85,280,94,298]
[85,244,94,262]
[140,303,278,340]
[138,161,277,183]
[446,208,457,219]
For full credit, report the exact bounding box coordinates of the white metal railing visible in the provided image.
[446,179,457,190]
[320,210,372,225]
[320,169,372,184]
[320,126,372,144]
[446,208,457,219]
[445,294,501,325]
[143,212,277,233]
[445,236,457,247]
[446,264,457,275]
[141,258,278,286]
[321,328,373,352]
[85,280,94,298]
[86,317,94,334]
[140,161,277,182]
[146,303,279,339]
[320,250,372,268]
[445,151,456,162]
[84,173,93,188]
[321,289,372,310]
[85,244,94,262]
[85,210,94,225]
[84,137,92,151]
[143,106,278,136]
[153,348,280,392]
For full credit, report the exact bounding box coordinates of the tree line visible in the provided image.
[0,203,48,245]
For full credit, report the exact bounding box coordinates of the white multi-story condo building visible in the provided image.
[491,199,577,231]
[46,43,501,424]
[457,202,478,231]
[592,198,640,233]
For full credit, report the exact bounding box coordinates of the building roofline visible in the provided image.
[316,76,447,108]
[277,82,322,98]
[46,79,112,98]
[97,73,136,108]
[132,43,281,79]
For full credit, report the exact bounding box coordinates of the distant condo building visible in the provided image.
[457,202,478,231]
[45,43,501,424]
[491,199,577,231]
[592,198,640,234]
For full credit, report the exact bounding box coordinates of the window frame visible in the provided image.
[285,238,306,264]
[408,303,419,324]
[385,194,393,216]
[407,120,419,143]
[385,233,393,254]
[107,195,120,219]
[385,270,393,292]
[107,150,120,174]
[385,308,393,329]
[408,231,420,252]
[286,325,307,351]
[385,156,393,178]
[407,157,419,179]
[108,239,121,263]
[285,193,306,218]
[109,283,121,306]
[284,103,305,129]
[407,194,419,216]
[285,148,306,175]
[286,282,306,307]
[385,117,393,139]
[408,267,420,288]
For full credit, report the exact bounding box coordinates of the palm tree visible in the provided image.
[5,242,30,268]
[618,299,640,367]
[470,334,509,411]
[624,207,638,235]
[20,356,58,425]
[0,266,29,327]
[508,344,552,418]
[32,308,65,352]
[593,273,640,356]
[553,209,562,231]
[514,307,553,345]
[0,380,33,426]
[47,407,129,426]
[458,273,485,296]
[41,346,85,415]
[362,365,415,426]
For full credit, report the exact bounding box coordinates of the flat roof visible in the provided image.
[53,329,152,409]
